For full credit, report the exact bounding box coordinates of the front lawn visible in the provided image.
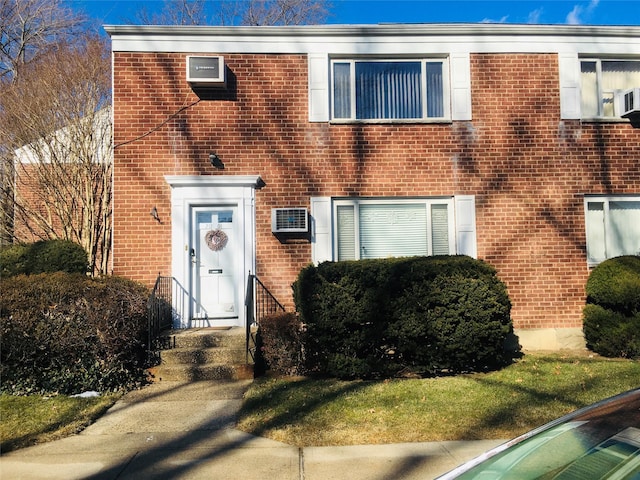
[2,353,638,452]
[0,393,119,452]
[236,353,640,446]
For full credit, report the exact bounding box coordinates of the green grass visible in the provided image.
[2,353,638,452]
[236,353,640,446]
[0,393,119,453]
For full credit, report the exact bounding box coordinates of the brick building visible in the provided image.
[106,23,640,350]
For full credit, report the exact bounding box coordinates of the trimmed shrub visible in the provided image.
[258,312,305,376]
[585,256,640,316]
[293,255,515,379]
[0,273,150,394]
[583,305,640,358]
[583,256,640,358]
[0,240,88,277]
[389,273,512,374]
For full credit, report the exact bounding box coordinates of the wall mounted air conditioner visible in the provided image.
[620,87,640,118]
[186,56,226,86]
[272,208,308,233]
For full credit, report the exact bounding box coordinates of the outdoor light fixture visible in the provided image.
[209,152,224,169]
[150,206,161,223]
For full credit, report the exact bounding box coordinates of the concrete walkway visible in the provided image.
[0,380,505,480]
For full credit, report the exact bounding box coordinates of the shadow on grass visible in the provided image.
[456,355,640,440]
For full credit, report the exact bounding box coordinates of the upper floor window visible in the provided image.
[331,59,449,122]
[580,59,640,118]
[585,196,640,265]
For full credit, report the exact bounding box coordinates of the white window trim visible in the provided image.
[584,195,640,266]
[329,57,451,123]
[331,197,456,260]
[311,195,477,264]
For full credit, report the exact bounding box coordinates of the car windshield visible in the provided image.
[452,392,640,480]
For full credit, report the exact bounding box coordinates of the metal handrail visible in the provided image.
[245,273,285,363]
[147,274,173,365]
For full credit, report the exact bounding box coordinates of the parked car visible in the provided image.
[436,388,640,479]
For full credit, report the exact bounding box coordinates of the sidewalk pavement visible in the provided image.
[0,380,505,480]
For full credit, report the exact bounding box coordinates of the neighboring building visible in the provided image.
[12,108,113,275]
[106,23,640,350]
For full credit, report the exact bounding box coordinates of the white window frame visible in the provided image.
[584,195,640,266]
[579,57,640,119]
[332,197,456,260]
[329,58,451,123]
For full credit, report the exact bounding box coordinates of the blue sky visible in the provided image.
[68,0,640,26]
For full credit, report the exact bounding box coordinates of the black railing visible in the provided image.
[245,273,285,363]
[147,274,174,364]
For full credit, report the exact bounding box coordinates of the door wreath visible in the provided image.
[205,229,228,251]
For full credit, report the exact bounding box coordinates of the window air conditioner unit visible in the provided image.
[186,56,226,86]
[620,87,640,118]
[272,208,308,233]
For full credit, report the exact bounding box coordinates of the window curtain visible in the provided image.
[601,61,640,116]
[608,201,640,257]
[581,60,640,117]
[586,200,640,262]
[355,62,422,119]
[333,62,351,119]
[586,202,605,263]
[426,62,444,118]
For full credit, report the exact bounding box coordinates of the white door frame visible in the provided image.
[165,175,263,329]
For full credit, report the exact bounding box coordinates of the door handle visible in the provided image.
[208,269,223,274]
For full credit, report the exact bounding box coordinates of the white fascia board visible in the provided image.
[106,24,640,56]
[165,175,264,188]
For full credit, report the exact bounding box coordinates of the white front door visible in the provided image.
[191,206,239,323]
[166,175,262,329]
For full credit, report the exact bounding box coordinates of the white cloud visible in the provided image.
[527,8,543,24]
[566,0,600,25]
[480,15,509,24]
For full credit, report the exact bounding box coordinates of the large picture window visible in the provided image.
[580,59,640,118]
[585,196,640,265]
[331,59,448,121]
[334,198,455,260]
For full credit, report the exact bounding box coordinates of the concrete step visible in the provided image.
[148,363,254,382]
[151,327,254,382]
[162,327,247,350]
[161,347,247,365]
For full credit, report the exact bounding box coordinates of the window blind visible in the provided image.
[431,203,450,255]
[359,204,428,258]
[337,205,356,260]
[355,62,422,120]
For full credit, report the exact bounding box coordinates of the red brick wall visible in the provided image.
[112,51,640,329]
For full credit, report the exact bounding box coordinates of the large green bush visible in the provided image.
[0,273,150,394]
[583,256,640,358]
[293,255,515,379]
[0,240,88,277]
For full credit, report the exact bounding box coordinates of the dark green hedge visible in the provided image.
[0,273,150,394]
[583,256,640,358]
[0,240,88,277]
[293,255,516,379]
